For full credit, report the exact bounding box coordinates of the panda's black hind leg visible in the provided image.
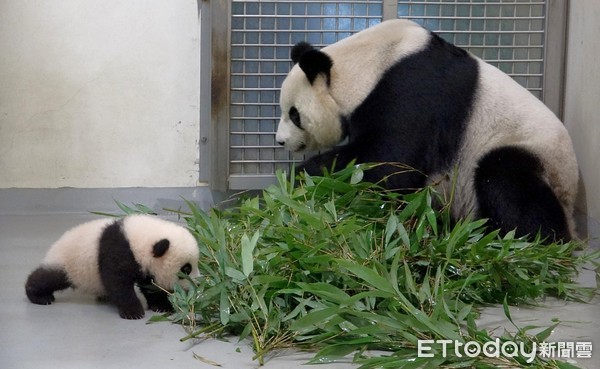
[25,266,72,305]
[474,146,570,242]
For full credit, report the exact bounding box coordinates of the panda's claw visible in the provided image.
[118,307,145,320]
[149,303,174,313]
[116,300,146,319]
[28,294,55,305]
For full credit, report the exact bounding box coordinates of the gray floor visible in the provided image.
[1,213,598,369]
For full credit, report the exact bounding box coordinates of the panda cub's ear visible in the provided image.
[291,41,333,86]
[152,239,170,258]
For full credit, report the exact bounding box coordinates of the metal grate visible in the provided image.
[398,0,546,97]
[229,1,383,188]
[226,0,552,190]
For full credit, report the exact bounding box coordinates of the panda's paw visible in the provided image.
[28,294,55,305]
[148,302,174,313]
[118,306,145,320]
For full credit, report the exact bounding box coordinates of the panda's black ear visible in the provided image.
[152,239,170,258]
[291,42,333,85]
[291,42,314,64]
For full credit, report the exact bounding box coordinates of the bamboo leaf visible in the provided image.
[556,361,584,369]
[385,215,398,246]
[289,307,339,333]
[219,289,230,325]
[350,167,364,185]
[309,338,375,364]
[296,282,351,304]
[241,231,259,277]
[336,259,395,295]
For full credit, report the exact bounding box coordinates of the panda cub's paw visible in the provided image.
[148,302,174,313]
[140,285,175,313]
[146,293,175,313]
[117,305,146,320]
[28,293,56,306]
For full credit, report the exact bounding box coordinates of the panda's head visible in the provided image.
[146,235,199,291]
[276,42,345,152]
[123,215,200,291]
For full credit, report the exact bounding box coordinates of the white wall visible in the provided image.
[0,1,200,188]
[564,1,600,238]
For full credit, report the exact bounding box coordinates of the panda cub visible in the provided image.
[276,19,579,242]
[25,214,200,319]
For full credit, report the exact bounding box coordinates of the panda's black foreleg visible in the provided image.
[25,266,72,305]
[104,280,146,320]
[98,220,146,319]
[474,146,570,242]
[138,278,174,313]
[100,269,146,319]
[100,258,145,319]
[297,144,427,192]
[297,145,359,177]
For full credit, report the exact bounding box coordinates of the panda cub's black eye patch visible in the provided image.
[179,263,192,277]
[289,107,302,129]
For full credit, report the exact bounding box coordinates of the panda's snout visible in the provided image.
[277,140,285,146]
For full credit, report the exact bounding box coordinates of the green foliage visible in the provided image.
[161,164,598,368]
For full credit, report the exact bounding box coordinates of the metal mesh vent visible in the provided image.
[398,0,546,97]
[229,1,383,188]
[228,0,549,189]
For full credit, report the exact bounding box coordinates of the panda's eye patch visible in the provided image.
[288,107,302,129]
[180,263,192,276]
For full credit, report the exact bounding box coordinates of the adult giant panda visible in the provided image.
[275,19,579,242]
[25,214,200,319]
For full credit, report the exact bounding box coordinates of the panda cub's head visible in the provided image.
[123,215,200,291]
[276,42,345,152]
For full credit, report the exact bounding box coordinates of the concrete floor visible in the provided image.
[1,213,598,369]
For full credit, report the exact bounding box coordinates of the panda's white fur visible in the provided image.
[276,19,579,241]
[42,218,114,296]
[26,214,200,319]
[121,215,199,292]
[451,60,578,233]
